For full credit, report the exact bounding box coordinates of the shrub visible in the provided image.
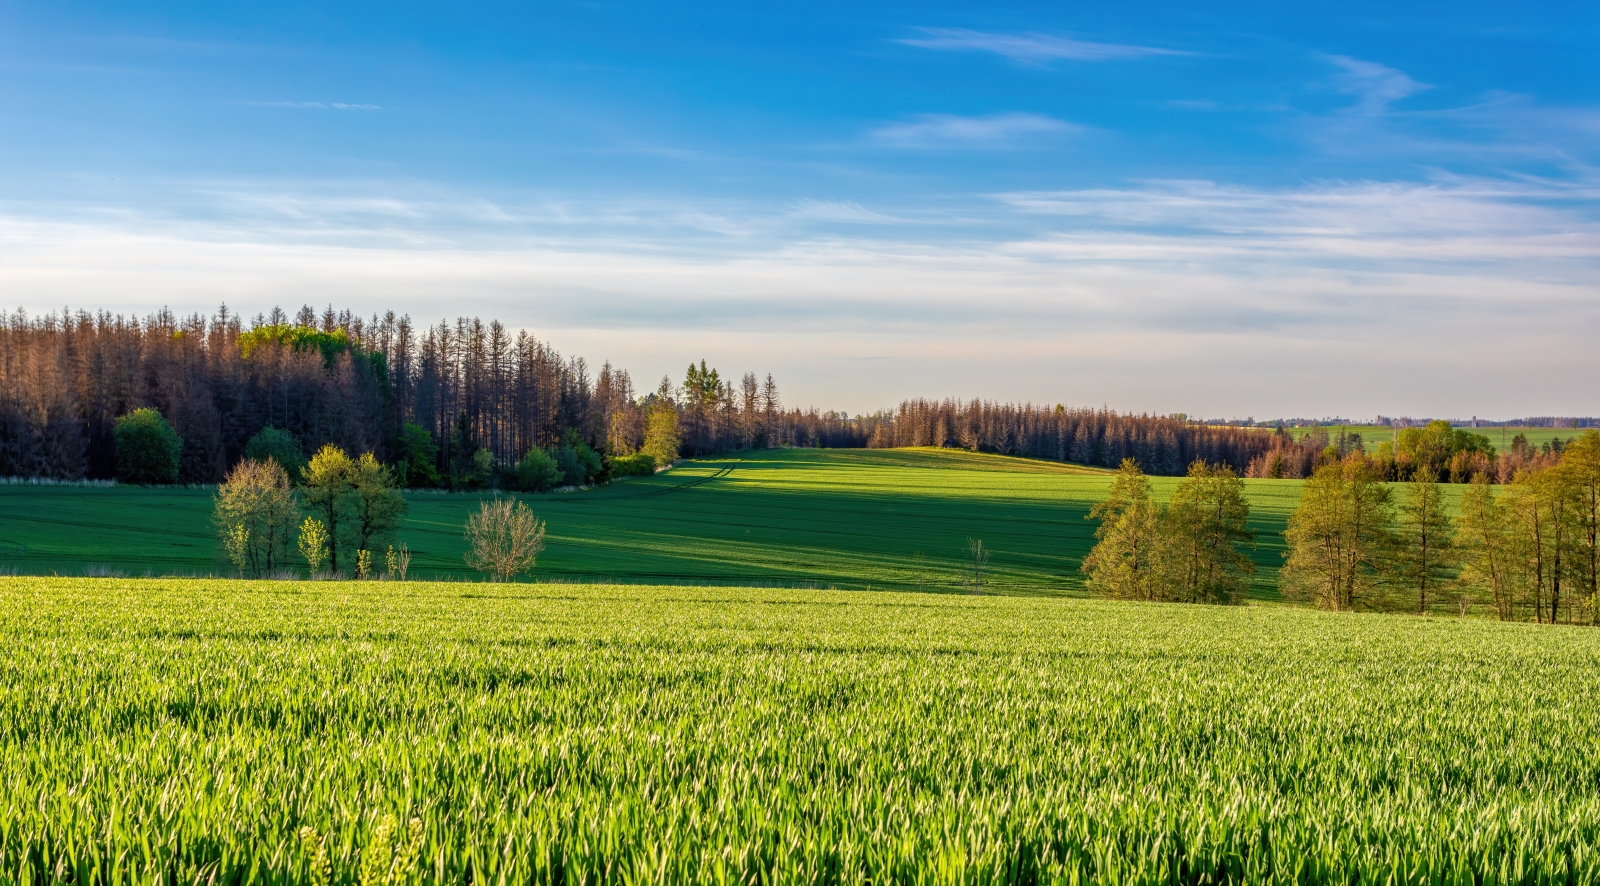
[113,409,181,485]
[511,448,564,492]
[243,427,307,482]
[464,498,546,581]
[610,453,656,477]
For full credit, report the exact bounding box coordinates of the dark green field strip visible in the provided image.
[0,448,1302,594]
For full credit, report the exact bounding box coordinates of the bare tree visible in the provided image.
[966,538,990,594]
[464,498,546,581]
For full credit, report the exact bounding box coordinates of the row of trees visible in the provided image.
[0,306,868,486]
[1245,421,1561,483]
[1282,433,1600,622]
[214,444,407,577]
[1080,460,1256,604]
[1086,432,1600,623]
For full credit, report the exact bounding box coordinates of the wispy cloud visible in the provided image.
[899,27,1185,64]
[1326,56,1429,114]
[870,113,1077,149]
[246,101,381,110]
[787,199,904,224]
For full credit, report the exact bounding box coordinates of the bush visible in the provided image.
[464,498,546,581]
[511,448,564,492]
[113,409,181,485]
[557,431,604,486]
[243,427,307,482]
[610,453,656,477]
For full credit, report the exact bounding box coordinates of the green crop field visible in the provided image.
[1286,425,1582,452]
[3,577,1598,884]
[0,448,1315,598]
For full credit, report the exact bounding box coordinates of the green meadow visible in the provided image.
[4,577,1599,884]
[1,448,1314,597]
[1286,424,1577,451]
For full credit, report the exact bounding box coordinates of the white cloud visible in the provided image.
[1,175,1596,417]
[900,28,1184,63]
[870,113,1077,149]
[1326,56,1429,114]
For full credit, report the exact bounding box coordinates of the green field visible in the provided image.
[1286,425,1581,452]
[3,577,1598,884]
[0,448,1312,598]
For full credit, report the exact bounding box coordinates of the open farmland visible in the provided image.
[0,448,1312,597]
[3,577,1599,884]
[1285,425,1579,452]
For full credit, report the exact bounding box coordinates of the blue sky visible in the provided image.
[2,1,1598,417]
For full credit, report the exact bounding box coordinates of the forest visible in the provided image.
[0,304,1565,485]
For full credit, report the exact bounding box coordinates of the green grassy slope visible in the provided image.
[1288,424,1579,451]
[4,577,1598,883]
[0,448,1312,596]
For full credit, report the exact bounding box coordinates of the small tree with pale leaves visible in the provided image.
[465,498,546,581]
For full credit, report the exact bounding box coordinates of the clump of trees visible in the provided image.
[1247,420,1570,484]
[1279,431,1600,622]
[213,442,407,578]
[1081,459,1255,604]
[113,409,181,485]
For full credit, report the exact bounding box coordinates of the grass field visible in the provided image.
[0,448,1313,598]
[1286,425,1581,451]
[3,577,1598,884]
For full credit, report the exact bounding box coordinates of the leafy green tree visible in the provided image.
[642,404,680,468]
[1504,466,1583,622]
[243,426,307,483]
[1081,459,1164,601]
[1559,431,1600,624]
[1162,461,1254,604]
[1281,455,1394,611]
[302,445,356,575]
[394,423,439,488]
[348,452,408,558]
[213,457,298,577]
[511,447,564,492]
[113,408,181,485]
[1391,467,1456,613]
[1458,473,1514,620]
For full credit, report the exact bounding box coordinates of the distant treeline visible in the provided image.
[0,304,1569,484]
[0,306,858,484]
[859,400,1275,475]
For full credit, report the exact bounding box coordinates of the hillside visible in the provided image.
[0,447,1319,596]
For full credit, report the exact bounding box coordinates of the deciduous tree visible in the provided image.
[1162,461,1254,604]
[1082,459,1165,601]
[464,498,546,581]
[1392,467,1456,613]
[213,457,298,577]
[1281,455,1394,611]
[302,444,356,575]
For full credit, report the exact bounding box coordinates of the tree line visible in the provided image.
[0,304,1571,486]
[1084,432,1600,623]
[0,306,862,485]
